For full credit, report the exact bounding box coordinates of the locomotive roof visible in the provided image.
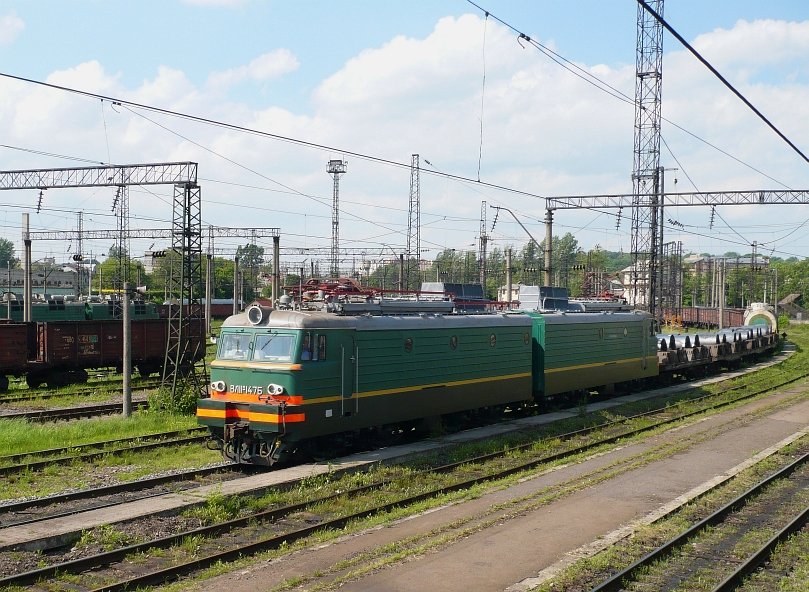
[529,310,652,325]
[222,309,533,330]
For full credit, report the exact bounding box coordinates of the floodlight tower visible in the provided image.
[76,211,83,298]
[405,154,421,290]
[327,159,348,278]
[630,0,664,316]
[478,201,488,290]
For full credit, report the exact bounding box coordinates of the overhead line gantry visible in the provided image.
[544,188,809,313]
[0,161,203,401]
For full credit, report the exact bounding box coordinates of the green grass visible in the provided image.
[0,411,200,456]
[182,490,253,525]
[0,440,221,500]
[75,524,143,552]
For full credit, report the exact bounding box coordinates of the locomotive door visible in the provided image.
[641,318,651,370]
[340,334,357,417]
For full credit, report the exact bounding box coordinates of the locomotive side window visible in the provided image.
[317,335,327,360]
[254,333,295,362]
[220,333,252,360]
[301,332,313,361]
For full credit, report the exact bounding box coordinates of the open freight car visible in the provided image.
[0,317,204,390]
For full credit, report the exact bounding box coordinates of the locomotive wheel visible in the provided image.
[26,373,45,389]
[48,373,70,388]
[71,369,89,383]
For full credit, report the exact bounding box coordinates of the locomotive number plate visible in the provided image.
[229,384,263,395]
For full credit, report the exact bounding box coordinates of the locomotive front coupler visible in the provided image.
[224,421,249,443]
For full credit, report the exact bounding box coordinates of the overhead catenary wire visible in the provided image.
[477,11,488,182]
[0,4,803,262]
[637,0,809,165]
[464,0,797,189]
[0,71,550,203]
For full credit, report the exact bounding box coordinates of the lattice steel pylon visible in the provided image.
[113,185,130,293]
[630,0,664,317]
[163,182,206,399]
[327,159,348,278]
[660,240,683,320]
[405,154,421,290]
[478,201,488,290]
[0,162,205,402]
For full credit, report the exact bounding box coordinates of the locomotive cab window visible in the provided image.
[301,332,313,361]
[317,335,327,360]
[219,333,253,360]
[254,333,295,362]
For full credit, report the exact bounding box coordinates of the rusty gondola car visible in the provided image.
[0,318,205,390]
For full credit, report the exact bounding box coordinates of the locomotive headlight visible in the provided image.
[211,380,226,392]
[267,383,285,395]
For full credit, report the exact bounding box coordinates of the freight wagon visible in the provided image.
[663,306,746,329]
[0,317,204,390]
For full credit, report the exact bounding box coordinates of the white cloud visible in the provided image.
[0,12,24,45]
[1,14,808,261]
[207,49,299,90]
[692,19,809,73]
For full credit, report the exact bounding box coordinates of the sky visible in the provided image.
[0,0,808,274]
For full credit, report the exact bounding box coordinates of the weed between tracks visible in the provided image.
[530,438,809,592]
[0,412,198,457]
[0,411,219,500]
[2,327,806,591]
[736,528,809,592]
[55,380,805,592]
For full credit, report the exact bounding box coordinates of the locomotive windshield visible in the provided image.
[253,333,296,362]
[219,333,252,360]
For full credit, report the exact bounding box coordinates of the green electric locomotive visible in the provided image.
[198,304,534,465]
[198,301,657,466]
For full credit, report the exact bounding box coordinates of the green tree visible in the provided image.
[92,254,144,295]
[0,238,19,269]
[145,250,181,302]
[212,257,235,299]
[367,258,403,290]
[236,243,265,301]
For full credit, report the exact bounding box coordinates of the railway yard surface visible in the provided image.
[184,382,809,592]
[0,343,806,591]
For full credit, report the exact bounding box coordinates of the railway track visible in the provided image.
[0,379,161,404]
[1,363,805,590]
[589,451,809,592]
[0,400,150,422]
[0,427,209,476]
[0,464,237,529]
